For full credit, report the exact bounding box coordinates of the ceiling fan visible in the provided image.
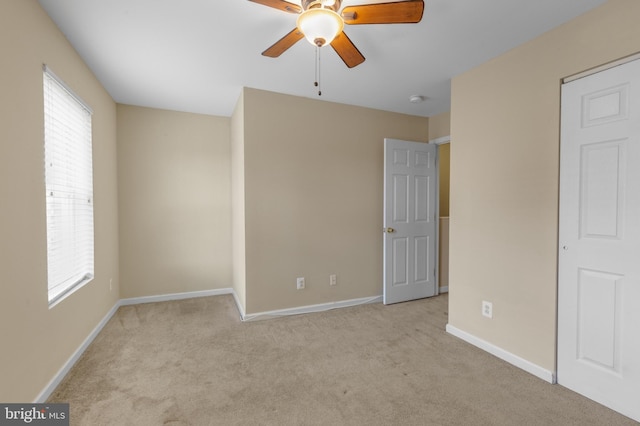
[249,0,425,68]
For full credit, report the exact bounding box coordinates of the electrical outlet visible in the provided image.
[329,274,337,286]
[296,277,305,290]
[482,301,493,319]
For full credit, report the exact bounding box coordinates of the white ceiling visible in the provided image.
[37,0,606,118]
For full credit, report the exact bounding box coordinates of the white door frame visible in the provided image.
[429,135,451,146]
[563,52,640,84]
[430,135,450,294]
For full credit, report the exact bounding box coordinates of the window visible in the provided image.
[43,65,94,306]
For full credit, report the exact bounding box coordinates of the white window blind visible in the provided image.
[43,65,94,306]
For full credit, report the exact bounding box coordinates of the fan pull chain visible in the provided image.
[314,46,322,96]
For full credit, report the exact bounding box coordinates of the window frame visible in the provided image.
[43,65,95,307]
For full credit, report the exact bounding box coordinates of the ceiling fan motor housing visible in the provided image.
[302,0,342,12]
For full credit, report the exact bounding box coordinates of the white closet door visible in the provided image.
[558,58,640,422]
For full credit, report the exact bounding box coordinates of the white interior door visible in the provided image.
[558,58,640,422]
[383,139,437,305]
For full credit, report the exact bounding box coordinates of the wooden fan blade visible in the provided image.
[342,1,424,25]
[248,0,301,14]
[330,31,365,68]
[262,28,304,57]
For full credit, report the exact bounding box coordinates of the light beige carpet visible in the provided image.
[48,294,637,425]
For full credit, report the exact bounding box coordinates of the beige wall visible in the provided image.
[449,0,640,371]
[429,111,451,218]
[0,0,119,401]
[439,218,450,289]
[117,105,232,298]
[437,143,450,218]
[238,88,428,314]
[428,111,451,141]
[230,92,247,311]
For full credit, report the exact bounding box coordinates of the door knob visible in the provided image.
[384,227,396,233]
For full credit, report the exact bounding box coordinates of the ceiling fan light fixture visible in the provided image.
[297,8,344,47]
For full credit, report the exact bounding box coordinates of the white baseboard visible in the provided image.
[231,290,246,320]
[119,288,234,306]
[439,286,449,293]
[241,295,383,322]
[445,324,556,384]
[35,302,121,403]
